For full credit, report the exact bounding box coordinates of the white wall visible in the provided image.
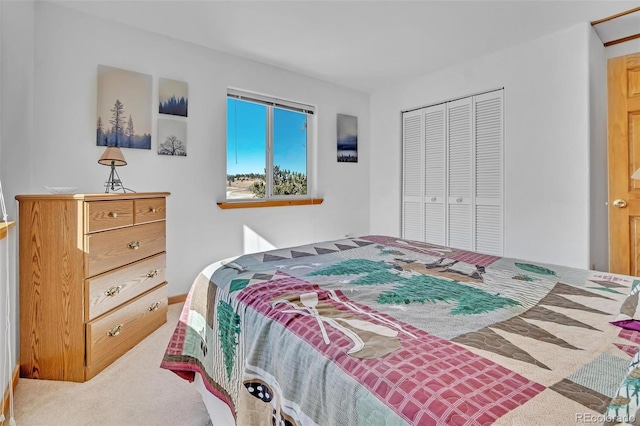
[0,0,35,412]
[589,27,609,272]
[16,2,370,299]
[370,23,595,269]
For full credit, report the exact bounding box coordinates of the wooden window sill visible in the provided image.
[217,198,323,209]
[0,221,15,240]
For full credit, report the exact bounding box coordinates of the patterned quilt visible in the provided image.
[161,236,640,425]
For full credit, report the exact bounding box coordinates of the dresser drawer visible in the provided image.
[85,200,134,233]
[134,198,166,224]
[85,253,166,321]
[85,221,166,277]
[85,283,167,377]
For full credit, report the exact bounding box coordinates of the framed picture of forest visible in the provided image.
[159,78,188,117]
[96,65,152,149]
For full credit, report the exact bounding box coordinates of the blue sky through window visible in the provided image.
[274,107,307,175]
[227,99,266,176]
[227,98,307,176]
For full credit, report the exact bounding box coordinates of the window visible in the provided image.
[226,89,314,201]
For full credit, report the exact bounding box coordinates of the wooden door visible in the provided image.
[608,52,640,275]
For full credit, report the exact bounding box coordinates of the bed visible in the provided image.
[161,235,640,425]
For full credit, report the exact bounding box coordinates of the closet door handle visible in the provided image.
[613,199,628,208]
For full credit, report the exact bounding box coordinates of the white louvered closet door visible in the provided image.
[474,91,504,255]
[401,89,503,254]
[402,109,424,241]
[424,104,446,246]
[447,97,473,251]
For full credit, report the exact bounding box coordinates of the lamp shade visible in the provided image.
[98,147,127,166]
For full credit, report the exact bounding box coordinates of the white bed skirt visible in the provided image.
[194,372,236,426]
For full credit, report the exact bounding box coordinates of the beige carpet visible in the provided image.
[11,304,213,426]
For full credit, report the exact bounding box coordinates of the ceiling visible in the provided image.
[51,0,640,93]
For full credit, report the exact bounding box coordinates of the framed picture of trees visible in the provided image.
[96,65,152,149]
[159,78,188,117]
[158,119,187,156]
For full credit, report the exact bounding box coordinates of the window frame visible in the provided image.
[225,88,317,204]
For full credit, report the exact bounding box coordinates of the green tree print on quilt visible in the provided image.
[309,259,520,315]
[514,262,557,276]
[374,244,406,257]
[625,368,640,405]
[309,259,392,277]
[217,301,241,380]
[229,278,250,293]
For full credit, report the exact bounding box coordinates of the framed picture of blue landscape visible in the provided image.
[159,78,188,117]
[96,65,152,149]
[337,113,358,162]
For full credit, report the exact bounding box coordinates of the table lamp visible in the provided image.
[98,146,127,193]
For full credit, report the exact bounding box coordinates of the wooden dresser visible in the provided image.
[16,192,170,382]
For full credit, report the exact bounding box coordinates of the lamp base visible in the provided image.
[104,164,127,193]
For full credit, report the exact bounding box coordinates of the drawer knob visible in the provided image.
[150,207,157,213]
[105,285,121,297]
[148,302,161,312]
[107,324,123,337]
[128,241,140,250]
[109,212,118,218]
[147,270,158,278]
